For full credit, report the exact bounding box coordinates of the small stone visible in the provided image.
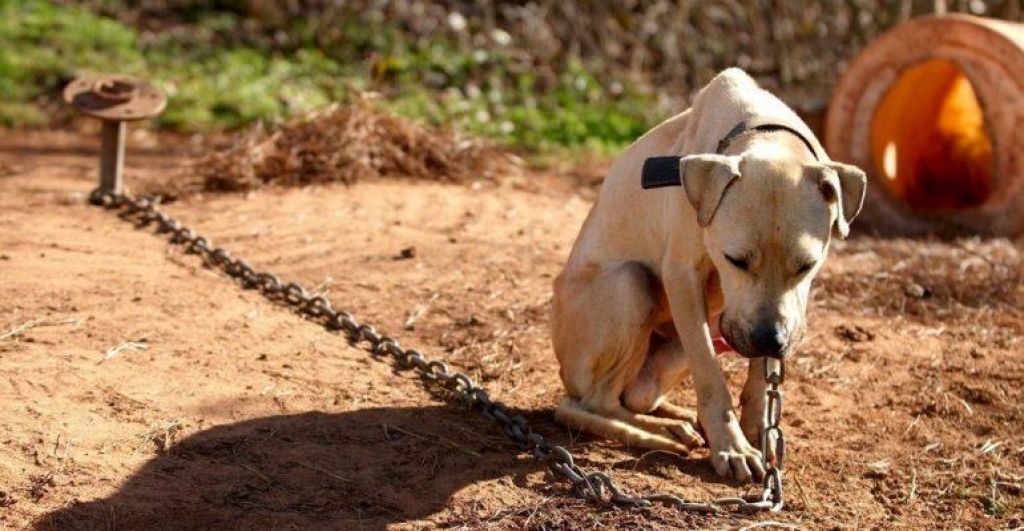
[835,324,874,342]
[396,247,416,260]
[904,282,927,298]
[456,315,486,327]
[863,468,888,480]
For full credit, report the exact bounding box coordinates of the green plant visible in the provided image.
[0,0,143,125]
[0,0,660,152]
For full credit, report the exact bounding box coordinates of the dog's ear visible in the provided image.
[680,154,741,227]
[816,162,867,239]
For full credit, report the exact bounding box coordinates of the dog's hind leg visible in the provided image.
[621,339,702,445]
[622,339,697,420]
[552,261,702,452]
[552,261,659,412]
[652,402,699,424]
[556,398,694,454]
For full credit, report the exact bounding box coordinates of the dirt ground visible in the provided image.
[1,129,1022,530]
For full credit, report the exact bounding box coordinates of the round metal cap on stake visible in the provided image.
[63,74,167,201]
[63,75,166,121]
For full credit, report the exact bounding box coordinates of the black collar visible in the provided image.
[641,121,819,189]
[716,121,820,161]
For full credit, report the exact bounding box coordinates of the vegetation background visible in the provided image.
[3,0,1023,152]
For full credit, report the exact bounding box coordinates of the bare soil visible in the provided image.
[1,130,1022,530]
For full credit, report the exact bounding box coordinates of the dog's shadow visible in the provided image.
[36,403,738,530]
[35,405,550,531]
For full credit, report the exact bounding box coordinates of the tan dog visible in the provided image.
[551,68,866,481]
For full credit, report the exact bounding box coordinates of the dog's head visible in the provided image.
[680,151,866,359]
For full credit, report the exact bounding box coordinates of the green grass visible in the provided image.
[0,0,658,152]
[0,0,142,125]
[0,1,348,130]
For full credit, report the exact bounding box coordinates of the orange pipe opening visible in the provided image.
[870,59,993,210]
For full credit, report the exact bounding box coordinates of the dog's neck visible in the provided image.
[720,129,820,164]
[716,122,820,161]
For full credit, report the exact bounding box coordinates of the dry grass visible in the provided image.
[164,94,521,196]
[817,236,1023,325]
[0,317,82,341]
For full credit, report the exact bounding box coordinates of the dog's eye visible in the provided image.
[724,254,749,271]
[795,262,815,276]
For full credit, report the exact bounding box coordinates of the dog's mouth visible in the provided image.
[711,315,734,355]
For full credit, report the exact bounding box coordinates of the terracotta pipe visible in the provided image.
[825,14,1024,236]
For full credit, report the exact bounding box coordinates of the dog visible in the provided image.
[551,68,866,482]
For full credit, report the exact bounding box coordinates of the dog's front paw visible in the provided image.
[709,434,765,483]
[739,407,766,448]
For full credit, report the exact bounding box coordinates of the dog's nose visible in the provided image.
[751,323,789,358]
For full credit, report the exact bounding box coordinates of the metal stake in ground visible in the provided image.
[63,75,166,200]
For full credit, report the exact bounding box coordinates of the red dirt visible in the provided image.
[1,130,1022,529]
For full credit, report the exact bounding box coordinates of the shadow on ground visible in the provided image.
[36,405,542,530]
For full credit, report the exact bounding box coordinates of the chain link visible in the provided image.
[761,357,785,511]
[90,188,784,514]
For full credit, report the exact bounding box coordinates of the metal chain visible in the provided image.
[761,357,785,511]
[89,189,784,514]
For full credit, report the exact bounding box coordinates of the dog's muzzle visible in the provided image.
[750,322,790,359]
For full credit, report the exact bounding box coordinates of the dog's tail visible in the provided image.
[555,398,691,455]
